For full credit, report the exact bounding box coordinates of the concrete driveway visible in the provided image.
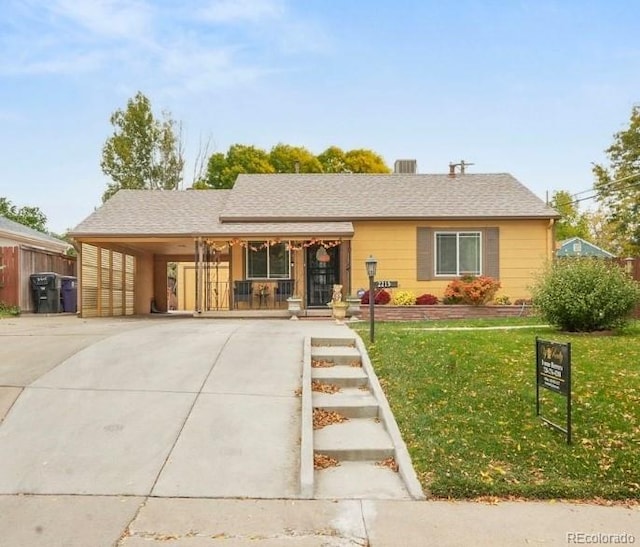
[0,315,348,498]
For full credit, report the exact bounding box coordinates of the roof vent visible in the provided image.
[394,159,417,174]
[448,160,474,177]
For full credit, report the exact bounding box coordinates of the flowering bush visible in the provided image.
[391,290,416,306]
[443,275,501,306]
[493,295,511,305]
[416,293,439,305]
[360,289,391,305]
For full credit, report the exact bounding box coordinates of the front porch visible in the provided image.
[73,236,353,318]
[190,238,352,315]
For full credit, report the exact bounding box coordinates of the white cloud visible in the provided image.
[47,0,152,39]
[199,0,285,24]
[0,50,105,76]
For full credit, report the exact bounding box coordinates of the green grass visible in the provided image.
[351,319,640,500]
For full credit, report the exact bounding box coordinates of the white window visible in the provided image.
[246,241,290,279]
[435,232,481,276]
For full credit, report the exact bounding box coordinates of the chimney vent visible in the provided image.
[394,159,417,174]
[448,160,474,177]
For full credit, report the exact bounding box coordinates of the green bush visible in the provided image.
[391,290,416,306]
[494,294,511,305]
[530,258,640,332]
[0,301,21,317]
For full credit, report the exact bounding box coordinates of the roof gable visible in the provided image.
[557,237,615,258]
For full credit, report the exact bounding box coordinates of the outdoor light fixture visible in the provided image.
[365,255,378,342]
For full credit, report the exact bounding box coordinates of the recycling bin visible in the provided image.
[60,276,78,313]
[30,272,62,313]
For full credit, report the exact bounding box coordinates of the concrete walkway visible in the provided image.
[0,315,638,546]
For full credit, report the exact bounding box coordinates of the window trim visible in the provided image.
[434,230,482,277]
[245,241,291,280]
[417,227,499,281]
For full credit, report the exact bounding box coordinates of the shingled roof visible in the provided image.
[70,173,558,237]
[220,173,559,221]
[69,189,353,237]
[0,215,70,252]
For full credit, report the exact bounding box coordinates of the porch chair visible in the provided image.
[233,280,253,308]
[274,279,294,306]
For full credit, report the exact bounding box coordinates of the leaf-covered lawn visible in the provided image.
[351,319,640,500]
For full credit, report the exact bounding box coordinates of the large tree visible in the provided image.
[0,197,47,232]
[593,105,640,253]
[269,143,322,173]
[101,92,184,201]
[195,143,390,189]
[550,190,589,241]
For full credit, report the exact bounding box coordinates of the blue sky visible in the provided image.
[1,0,639,234]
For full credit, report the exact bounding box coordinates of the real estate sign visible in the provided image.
[535,338,572,444]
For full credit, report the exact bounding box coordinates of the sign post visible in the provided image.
[536,337,572,444]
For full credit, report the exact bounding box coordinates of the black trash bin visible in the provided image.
[30,272,62,313]
[60,276,78,313]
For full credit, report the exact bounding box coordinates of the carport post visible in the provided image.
[195,237,204,314]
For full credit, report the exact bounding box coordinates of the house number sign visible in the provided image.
[375,280,398,289]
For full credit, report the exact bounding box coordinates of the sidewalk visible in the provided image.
[0,315,638,546]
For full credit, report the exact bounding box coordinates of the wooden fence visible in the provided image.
[0,245,76,311]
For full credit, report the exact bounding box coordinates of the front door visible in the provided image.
[306,245,340,307]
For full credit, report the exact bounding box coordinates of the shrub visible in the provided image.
[494,295,511,305]
[444,276,501,306]
[0,302,21,317]
[530,258,640,332]
[360,289,391,305]
[416,293,439,305]
[391,290,416,306]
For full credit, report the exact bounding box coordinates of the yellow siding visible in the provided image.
[351,219,552,301]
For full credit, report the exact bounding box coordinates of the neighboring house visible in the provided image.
[556,237,616,259]
[0,216,75,311]
[68,171,560,317]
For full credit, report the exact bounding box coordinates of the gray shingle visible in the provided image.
[0,215,70,248]
[70,173,558,237]
[69,190,353,237]
[221,173,559,221]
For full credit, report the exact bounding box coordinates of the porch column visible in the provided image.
[195,238,204,313]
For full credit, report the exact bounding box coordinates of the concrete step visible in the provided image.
[311,366,368,388]
[310,345,361,366]
[310,337,357,347]
[314,461,411,500]
[314,418,394,461]
[312,389,379,418]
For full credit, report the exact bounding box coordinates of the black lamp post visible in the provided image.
[365,255,378,342]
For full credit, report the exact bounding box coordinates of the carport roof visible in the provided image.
[69,190,353,238]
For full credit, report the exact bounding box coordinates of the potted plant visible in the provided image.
[327,284,349,322]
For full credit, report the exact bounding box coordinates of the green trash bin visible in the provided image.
[30,273,62,313]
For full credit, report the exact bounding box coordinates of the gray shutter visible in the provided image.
[484,228,499,279]
[417,227,433,280]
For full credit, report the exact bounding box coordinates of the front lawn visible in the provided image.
[352,319,640,500]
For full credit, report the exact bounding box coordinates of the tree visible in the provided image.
[593,105,640,253]
[195,143,391,189]
[343,149,390,173]
[584,206,625,256]
[269,144,322,173]
[197,145,274,189]
[100,92,184,201]
[0,197,47,232]
[550,190,590,241]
